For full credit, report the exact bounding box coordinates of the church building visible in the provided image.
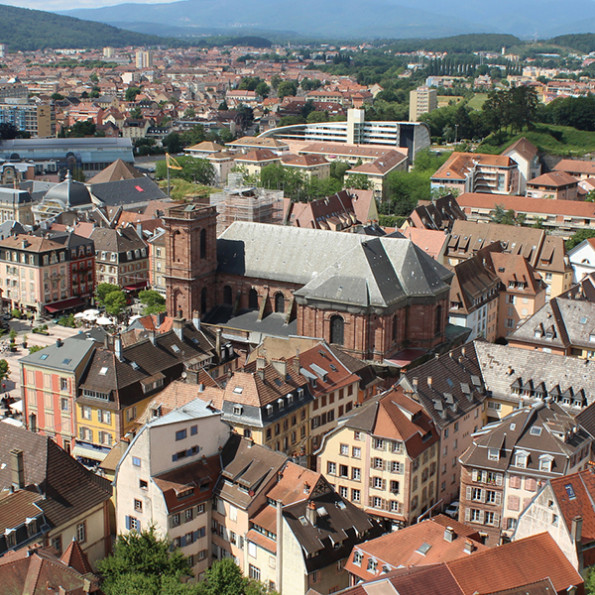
[164,202,452,361]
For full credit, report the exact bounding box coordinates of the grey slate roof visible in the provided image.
[42,175,92,208]
[90,176,167,207]
[474,342,595,409]
[460,400,590,478]
[509,298,595,351]
[0,188,32,205]
[19,336,96,373]
[217,223,452,310]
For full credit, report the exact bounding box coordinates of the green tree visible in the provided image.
[139,290,166,315]
[490,205,526,226]
[98,528,195,595]
[125,86,142,102]
[218,100,229,111]
[163,132,183,154]
[277,80,297,99]
[344,174,371,190]
[96,283,121,305]
[155,156,215,186]
[255,81,270,98]
[330,160,350,181]
[67,120,96,137]
[104,291,127,317]
[51,92,64,100]
[0,359,9,381]
[183,107,196,119]
[270,74,282,89]
[306,110,328,123]
[566,229,595,251]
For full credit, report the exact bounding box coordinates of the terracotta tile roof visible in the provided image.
[60,539,94,575]
[266,461,321,506]
[401,227,448,259]
[86,159,142,184]
[457,191,595,217]
[550,468,595,547]
[234,149,280,163]
[345,514,487,580]
[503,137,539,161]
[0,489,44,533]
[0,546,100,595]
[348,150,407,176]
[432,152,516,181]
[153,454,220,513]
[554,159,595,177]
[0,234,63,253]
[527,171,578,188]
[447,532,583,594]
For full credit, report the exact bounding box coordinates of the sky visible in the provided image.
[2,0,174,10]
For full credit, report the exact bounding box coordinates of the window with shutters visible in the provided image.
[391,461,402,473]
[470,509,482,523]
[373,477,383,489]
[373,438,384,450]
[352,467,361,481]
[471,487,483,501]
[352,446,361,459]
[340,444,349,456]
[390,480,399,494]
[507,495,520,511]
[486,490,497,504]
[485,511,497,526]
[509,475,522,489]
[525,477,537,492]
[372,497,382,508]
[373,457,383,470]
[327,461,337,475]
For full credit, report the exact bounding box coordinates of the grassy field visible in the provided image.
[478,124,595,156]
[467,93,488,110]
[158,178,213,201]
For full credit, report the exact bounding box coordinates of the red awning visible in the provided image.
[45,297,84,314]
[123,281,148,291]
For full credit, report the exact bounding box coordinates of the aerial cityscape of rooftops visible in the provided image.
[0,1,593,593]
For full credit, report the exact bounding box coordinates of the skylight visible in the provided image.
[99,367,109,376]
[233,386,243,394]
[40,354,48,360]
[565,484,576,500]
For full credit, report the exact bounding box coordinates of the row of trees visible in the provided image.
[155,156,216,186]
[95,283,165,318]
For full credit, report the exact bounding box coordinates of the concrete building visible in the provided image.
[0,100,55,137]
[259,109,431,163]
[409,86,437,121]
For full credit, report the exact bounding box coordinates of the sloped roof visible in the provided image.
[527,171,578,188]
[90,176,167,206]
[86,158,143,184]
[553,159,595,177]
[0,425,112,530]
[218,223,451,310]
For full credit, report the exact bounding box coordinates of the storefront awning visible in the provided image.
[123,281,148,291]
[45,297,84,314]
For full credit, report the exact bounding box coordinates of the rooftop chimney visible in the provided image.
[306,500,317,526]
[56,338,63,348]
[114,334,122,361]
[271,359,287,377]
[427,376,433,387]
[10,448,25,490]
[216,328,222,360]
[463,539,475,555]
[256,356,266,370]
[148,330,156,345]
[192,310,201,332]
[444,526,455,542]
[173,314,184,342]
[572,515,583,545]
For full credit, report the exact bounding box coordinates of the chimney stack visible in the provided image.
[444,526,455,542]
[463,539,475,555]
[56,338,63,348]
[192,310,201,332]
[306,500,317,526]
[572,515,583,545]
[10,448,25,490]
[427,376,432,387]
[271,359,287,377]
[216,328,222,360]
[256,356,266,370]
[114,334,122,361]
[173,313,184,342]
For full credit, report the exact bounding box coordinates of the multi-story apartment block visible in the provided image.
[431,152,520,195]
[212,435,382,595]
[0,100,55,137]
[508,297,595,360]
[114,398,230,577]
[398,343,488,507]
[448,254,500,341]
[21,335,97,452]
[0,232,94,316]
[409,86,437,121]
[219,361,312,463]
[459,400,592,545]
[91,225,149,290]
[317,388,439,529]
[445,220,573,298]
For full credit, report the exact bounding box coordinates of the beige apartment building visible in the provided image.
[316,388,439,529]
[409,86,438,121]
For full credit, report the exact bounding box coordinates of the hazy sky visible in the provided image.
[3,0,173,10]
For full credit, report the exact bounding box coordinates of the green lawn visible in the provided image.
[478,124,595,156]
[467,93,488,110]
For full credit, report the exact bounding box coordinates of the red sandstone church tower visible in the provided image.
[163,203,217,319]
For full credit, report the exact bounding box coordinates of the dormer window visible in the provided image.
[515,450,529,468]
[277,398,285,410]
[266,404,273,416]
[539,454,554,473]
[488,447,499,461]
[233,405,243,416]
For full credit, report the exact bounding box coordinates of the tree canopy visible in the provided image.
[566,229,595,251]
[139,289,166,315]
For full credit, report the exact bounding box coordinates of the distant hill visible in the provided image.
[548,33,595,53]
[0,3,163,51]
[62,0,595,40]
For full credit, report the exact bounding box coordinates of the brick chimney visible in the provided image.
[306,500,317,526]
[10,448,25,490]
[444,526,455,542]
